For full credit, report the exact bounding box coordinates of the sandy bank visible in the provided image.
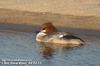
[0,8,100,30]
[0,0,100,16]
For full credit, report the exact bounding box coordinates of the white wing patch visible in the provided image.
[59,35,64,38]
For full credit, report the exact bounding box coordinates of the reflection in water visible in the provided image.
[37,42,55,59]
[37,42,84,59]
[40,46,54,59]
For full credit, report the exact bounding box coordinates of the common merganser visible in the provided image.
[36,22,85,47]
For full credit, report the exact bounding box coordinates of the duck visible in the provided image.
[36,22,85,47]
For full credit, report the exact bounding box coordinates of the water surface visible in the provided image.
[0,29,100,66]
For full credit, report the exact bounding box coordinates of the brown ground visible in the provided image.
[0,8,100,30]
[0,0,100,16]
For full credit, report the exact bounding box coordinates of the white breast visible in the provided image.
[36,32,47,42]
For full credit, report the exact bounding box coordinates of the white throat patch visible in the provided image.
[36,32,47,41]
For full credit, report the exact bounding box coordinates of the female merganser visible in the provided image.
[36,22,85,47]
